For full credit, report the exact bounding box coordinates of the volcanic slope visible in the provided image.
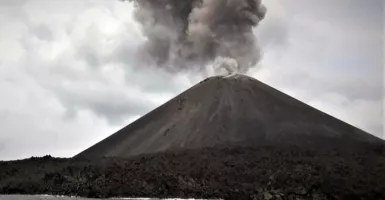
[77,74,382,158]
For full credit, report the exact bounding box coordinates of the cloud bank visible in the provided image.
[0,0,382,160]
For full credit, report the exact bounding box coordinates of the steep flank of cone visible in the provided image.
[77,74,382,158]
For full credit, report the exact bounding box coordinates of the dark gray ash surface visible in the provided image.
[77,74,381,159]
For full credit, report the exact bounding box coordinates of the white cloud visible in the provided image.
[252,0,383,138]
[308,95,383,136]
[0,0,193,160]
[0,0,383,160]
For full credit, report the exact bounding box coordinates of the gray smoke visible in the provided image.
[213,57,238,75]
[130,0,267,74]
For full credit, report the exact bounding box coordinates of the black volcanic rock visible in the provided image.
[1,144,385,199]
[77,74,382,159]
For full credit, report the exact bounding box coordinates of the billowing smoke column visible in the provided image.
[213,57,238,75]
[131,0,266,74]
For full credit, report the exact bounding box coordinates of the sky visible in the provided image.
[0,0,383,160]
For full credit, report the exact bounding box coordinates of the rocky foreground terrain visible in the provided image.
[1,140,384,200]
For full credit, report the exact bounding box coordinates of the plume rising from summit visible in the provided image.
[130,0,267,74]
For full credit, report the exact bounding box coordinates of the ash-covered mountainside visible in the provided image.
[77,74,382,158]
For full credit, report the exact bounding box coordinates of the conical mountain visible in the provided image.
[77,74,382,158]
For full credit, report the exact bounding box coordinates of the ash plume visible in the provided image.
[130,0,267,74]
[213,57,238,75]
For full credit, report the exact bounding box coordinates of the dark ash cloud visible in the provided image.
[129,0,267,73]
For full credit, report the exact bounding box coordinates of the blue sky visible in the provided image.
[0,0,383,160]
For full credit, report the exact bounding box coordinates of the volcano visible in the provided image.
[77,74,381,158]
